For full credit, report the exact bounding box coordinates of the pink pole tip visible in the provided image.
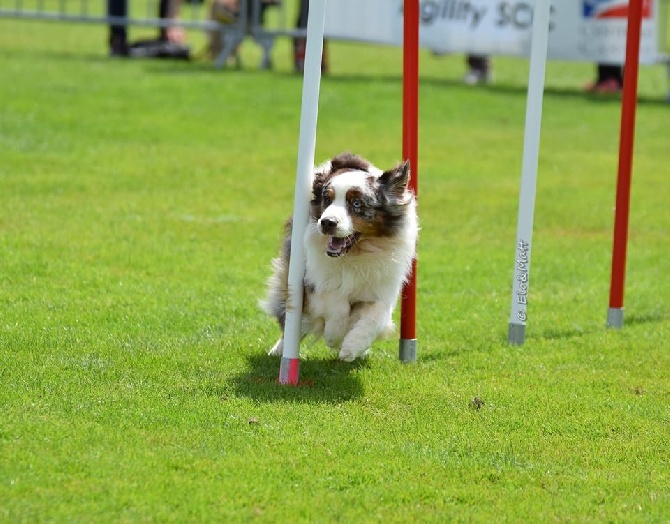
[278,357,300,386]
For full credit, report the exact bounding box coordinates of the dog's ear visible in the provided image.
[311,171,328,205]
[310,171,330,220]
[379,160,410,198]
[330,152,371,173]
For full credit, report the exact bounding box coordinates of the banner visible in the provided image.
[324,0,662,64]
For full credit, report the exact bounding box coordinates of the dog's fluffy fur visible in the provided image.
[261,152,418,362]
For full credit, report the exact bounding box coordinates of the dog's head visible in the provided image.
[310,152,414,257]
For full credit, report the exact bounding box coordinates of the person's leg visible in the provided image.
[293,0,309,72]
[126,0,188,59]
[158,0,169,41]
[158,0,185,44]
[467,55,489,71]
[293,0,327,74]
[585,63,623,93]
[296,0,309,28]
[464,54,492,85]
[108,0,128,55]
[598,64,623,84]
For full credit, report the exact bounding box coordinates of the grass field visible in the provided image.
[1,14,669,523]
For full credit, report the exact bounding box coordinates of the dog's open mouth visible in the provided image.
[326,233,360,257]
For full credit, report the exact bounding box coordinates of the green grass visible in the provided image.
[1,17,669,523]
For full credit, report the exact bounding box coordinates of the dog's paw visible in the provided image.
[340,325,377,361]
[324,333,343,350]
[268,338,284,357]
[338,346,368,362]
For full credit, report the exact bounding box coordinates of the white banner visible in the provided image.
[324,0,662,64]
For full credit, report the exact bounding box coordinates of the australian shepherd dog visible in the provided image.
[261,152,418,362]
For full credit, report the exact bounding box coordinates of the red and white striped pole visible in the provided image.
[399,0,419,362]
[607,0,644,329]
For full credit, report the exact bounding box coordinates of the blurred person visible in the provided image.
[293,0,328,74]
[205,0,278,66]
[584,63,623,94]
[463,54,492,85]
[108,0,189,58]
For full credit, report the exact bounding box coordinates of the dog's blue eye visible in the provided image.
[352,199,363,211]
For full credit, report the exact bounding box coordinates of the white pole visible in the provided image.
[508,0,551,345]
[279,0,327,385]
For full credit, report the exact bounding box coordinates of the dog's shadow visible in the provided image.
[229,352,367,404]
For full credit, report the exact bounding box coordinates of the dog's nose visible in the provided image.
[320,217,338,234]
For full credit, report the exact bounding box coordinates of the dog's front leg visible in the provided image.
[339,302,393,362]
[322,299,351,350]
[268,337,284,357]
[268,313,319,357]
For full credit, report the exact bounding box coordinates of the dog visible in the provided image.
[261,152,418,362]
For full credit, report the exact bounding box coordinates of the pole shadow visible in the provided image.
[505,308,668,342]
[228,352,367,404]
[623,310,668,326]
[539,325,596,341]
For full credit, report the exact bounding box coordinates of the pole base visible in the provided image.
[278,357,300,385]
[508,323,526,345]
[607,307,624,329]
[399,338,417,363]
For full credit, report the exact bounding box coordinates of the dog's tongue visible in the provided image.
[326,234,360,257]
[327,236,348,257]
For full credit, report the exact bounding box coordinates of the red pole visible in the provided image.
[400,0,419,361]
[607,0,644,328]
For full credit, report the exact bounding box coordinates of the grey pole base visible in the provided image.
[399,338,417,363]
[508,323,526,345]
[607,307,624,329]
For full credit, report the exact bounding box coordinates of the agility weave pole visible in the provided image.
[607,0,644,329]
[507,0,551,345]
[278,0,327,385]
[399,0,420,363]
